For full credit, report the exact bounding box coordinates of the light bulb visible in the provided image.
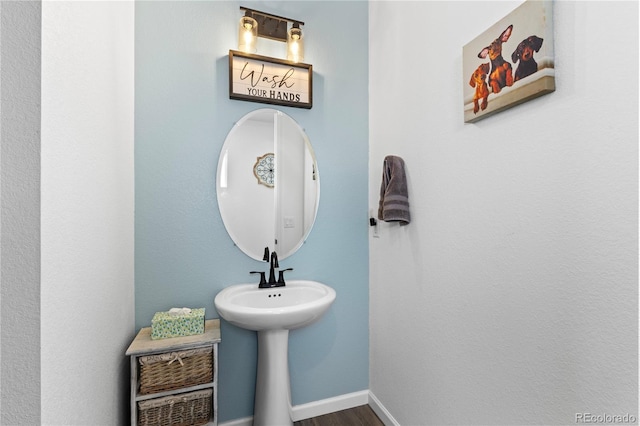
[287,26,304,62]
[238,16,258,53]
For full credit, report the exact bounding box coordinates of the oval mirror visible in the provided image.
[217,109,319,261]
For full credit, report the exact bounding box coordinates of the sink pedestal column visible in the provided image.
[254,329,293,426]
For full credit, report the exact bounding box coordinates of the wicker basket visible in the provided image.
[138,389,212,426]
[139,347,213,395]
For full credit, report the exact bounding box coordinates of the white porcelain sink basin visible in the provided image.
[215,279,336,425]
[214,280,336,331]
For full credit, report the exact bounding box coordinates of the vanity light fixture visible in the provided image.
[238,6,305,62]
[287,23,304,63]
[238,10,258,53]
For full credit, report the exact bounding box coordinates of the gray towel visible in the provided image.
[378,155,410,225]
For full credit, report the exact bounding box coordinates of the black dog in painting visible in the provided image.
[511,36,544,82]
[478,25,514,94]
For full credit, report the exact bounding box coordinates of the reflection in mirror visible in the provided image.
[217,109,319,261]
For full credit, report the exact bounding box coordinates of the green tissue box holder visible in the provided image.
[151,308,205,340]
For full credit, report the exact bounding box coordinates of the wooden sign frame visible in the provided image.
[229,50,313,109]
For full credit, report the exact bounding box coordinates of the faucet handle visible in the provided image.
[277,268,293,285]
[250,271,267,286]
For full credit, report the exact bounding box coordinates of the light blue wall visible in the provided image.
[135,1,369,422]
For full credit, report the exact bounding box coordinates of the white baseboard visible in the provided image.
[294,390,369,421]
[368,391,400,426]
[217,415,252,426]
[218,390,370,426]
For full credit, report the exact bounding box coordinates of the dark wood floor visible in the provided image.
[294,405,384,426]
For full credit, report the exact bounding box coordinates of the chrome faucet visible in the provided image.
[250,247,292,288]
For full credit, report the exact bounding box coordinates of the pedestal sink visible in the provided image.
[214,280,336,426]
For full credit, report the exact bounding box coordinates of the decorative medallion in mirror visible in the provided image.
[253,153,275,187]
[217,109,319,261]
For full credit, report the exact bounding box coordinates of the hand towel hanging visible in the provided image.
[378,155,410,226]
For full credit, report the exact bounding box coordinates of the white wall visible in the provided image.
[369,1,638,425]
[41,2,135,424]
[219,117,276,259]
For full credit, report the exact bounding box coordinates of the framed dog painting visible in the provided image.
[463,0,555,123]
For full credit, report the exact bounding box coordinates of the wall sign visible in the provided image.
[229,50,312,109]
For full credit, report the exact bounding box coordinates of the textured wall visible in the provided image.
[0,1,41,423]
[41,2,135,424]
[369,1,638,424]
[135,1,369,422]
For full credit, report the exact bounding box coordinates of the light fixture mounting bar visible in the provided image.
[240,6,304,42]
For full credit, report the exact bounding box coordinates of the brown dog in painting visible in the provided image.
[478,25,514,94]
[469,63,490,114]
[511,35,544,81]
